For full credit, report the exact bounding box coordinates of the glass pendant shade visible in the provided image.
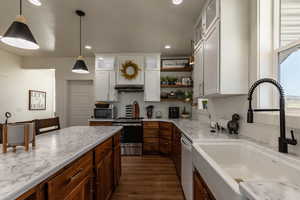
[72,56,89,74]
[1,16,39,50]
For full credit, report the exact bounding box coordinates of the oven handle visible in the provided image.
[181,137,192,151]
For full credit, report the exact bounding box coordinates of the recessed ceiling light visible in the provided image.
[165,45,171,49]
[98,57,104,60]
[85,45,92,50]
[172,0,183,5]
[28,0,42,6]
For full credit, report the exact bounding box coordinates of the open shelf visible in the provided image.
[161,67,193,72]
[161,85,193,88]
[160,98,192,103]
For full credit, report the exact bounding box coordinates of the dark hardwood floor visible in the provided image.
[111,155,185,200]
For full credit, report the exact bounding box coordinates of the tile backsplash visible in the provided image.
[113,92,192,119]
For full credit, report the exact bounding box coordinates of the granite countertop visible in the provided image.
[240,181,300,200]
[0,126,122,200]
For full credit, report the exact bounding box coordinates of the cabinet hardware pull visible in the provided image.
[69,168,83,183]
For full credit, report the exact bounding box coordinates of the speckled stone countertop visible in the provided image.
[240,181,300,200]
[0,126,122,200]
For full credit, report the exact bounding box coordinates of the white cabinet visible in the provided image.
[204,0,219,33]
[203,24,219,95]
[144,54,160,102]
[193,43,204,100]
[94,55,117,101]
[94,71,117,102]
[194,0,249,97]
[144,70,160,102]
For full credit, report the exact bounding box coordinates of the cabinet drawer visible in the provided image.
[160,129,172,140]
[143,143,159,154]
[89,121,113,126]
[143,121,159,128]
[144,137,159,143]
[47,152,93,200]
[159,138,172,155]
[95,138,113,164]
[144,128,159,138]
[159,122,173,131]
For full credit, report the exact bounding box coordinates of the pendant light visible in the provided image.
[1,0,39,50]
[72,10,89,74]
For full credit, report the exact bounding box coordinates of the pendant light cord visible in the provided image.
[20,0,22,15]
[80,15,82,56]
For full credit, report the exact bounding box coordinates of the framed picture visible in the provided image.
[161,58,190,70]
[29,90,46,110]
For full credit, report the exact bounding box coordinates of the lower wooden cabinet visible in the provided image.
[95,151,114,200]
[159,138,172,155]
[17,131,122,200]
[193,170,216,200]
[89,121,113,126]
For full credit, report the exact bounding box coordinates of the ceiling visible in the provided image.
[0,0,204,57]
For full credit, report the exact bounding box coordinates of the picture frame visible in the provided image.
[161,58,191,70]
[29,90,46,110]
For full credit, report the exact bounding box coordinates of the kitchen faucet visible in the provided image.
[247,78,297,153]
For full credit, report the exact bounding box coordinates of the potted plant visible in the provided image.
[184,91,193,102]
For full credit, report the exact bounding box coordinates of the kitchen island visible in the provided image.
[0,126,122,200]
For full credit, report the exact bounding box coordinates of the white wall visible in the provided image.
[0,49,55,123]
[22,56,95,127]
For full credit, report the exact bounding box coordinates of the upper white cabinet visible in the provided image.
[194,0,249,97]
[193,42,204,100]
[144,54,161,102]
[117,56,144,85]
[94,55,117,102]
[204,0,219,33]
[203,24,219,95]
[94,70,117,102]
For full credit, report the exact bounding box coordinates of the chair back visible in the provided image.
[36,117,60,135]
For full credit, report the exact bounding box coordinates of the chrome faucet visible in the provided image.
[247,78,297,153]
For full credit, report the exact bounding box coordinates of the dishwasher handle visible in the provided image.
[181,137,192,151]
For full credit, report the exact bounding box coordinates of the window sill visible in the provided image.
[254,111,300,129]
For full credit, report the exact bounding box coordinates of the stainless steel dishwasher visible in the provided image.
[181,135,193,200]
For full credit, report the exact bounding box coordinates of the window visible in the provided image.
[280,0,300,47]
[276,0,300,108]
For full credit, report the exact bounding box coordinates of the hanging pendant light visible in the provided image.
[1,0,39,50]
[72,10,89,74]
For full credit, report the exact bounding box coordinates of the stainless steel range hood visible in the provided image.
[115,85,144,92]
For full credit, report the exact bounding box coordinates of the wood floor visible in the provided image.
[111,155,185,200]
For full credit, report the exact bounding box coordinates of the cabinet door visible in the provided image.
[104,151,114,200]
[64,176,91,200]
[193,43,204,100]
[95,71,109,101]
[113,145,121,187]
[95,56,115,71]
[204,0,219,33]
[94,71,117,101]
[144,70,160,102]
[95,160,106,200]
[204,23,220,96]
[145,55,160,70]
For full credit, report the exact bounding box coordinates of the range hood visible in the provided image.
[115,85,144,92]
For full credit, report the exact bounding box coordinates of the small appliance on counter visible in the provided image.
[146,105,154,119]
[155,111,162,118]
[169,107,180,119]
[94,103,117,119]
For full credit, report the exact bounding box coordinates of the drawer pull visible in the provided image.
[69,168,83,183]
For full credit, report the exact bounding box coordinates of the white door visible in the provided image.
[144,70,160,102]
[68,80,93,126]
[204,23,220,96]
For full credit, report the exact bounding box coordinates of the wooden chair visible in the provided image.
[35,117,60,135]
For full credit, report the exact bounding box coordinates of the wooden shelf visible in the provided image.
[161,67,193,72]
[161,85,193,88]
[161,98,192,103]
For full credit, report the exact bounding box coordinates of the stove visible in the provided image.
[112,117,143,156]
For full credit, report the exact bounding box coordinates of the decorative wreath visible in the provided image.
[120,60,141,80]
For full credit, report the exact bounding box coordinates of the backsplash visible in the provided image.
[192,95,300,157]
[113,92,192,119]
